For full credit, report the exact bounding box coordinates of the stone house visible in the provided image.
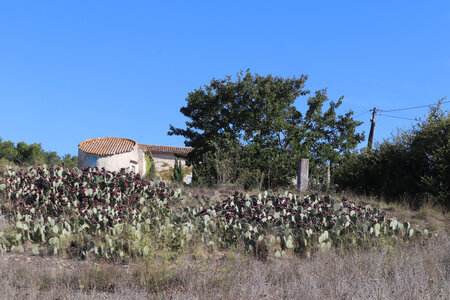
[77,137,193,180]
[138,144,192,173]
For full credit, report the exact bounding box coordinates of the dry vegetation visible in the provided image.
[0,167,448,299]
[0,188,449,300]
[338,192,450,235]
[0,234,448,299]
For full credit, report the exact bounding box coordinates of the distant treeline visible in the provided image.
[0,137,77,167]
[333,103,449,210]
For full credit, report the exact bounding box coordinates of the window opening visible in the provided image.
[88,155,98,168]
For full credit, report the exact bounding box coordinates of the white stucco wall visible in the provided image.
[152,153,191,183]
[152,153,187,171]
[78,147,146,176]
[137,148,146,175]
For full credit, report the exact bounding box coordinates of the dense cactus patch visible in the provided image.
[0,166,181,257]
[197,192,422,257]
[0,166,426,259]
[1,166,175,226]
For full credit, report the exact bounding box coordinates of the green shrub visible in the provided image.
[172,158,183,183]
[145,154,156,179]
[333,102,449,210]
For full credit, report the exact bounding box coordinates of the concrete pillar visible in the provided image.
[297,158,309,192]
[326,164,331,188]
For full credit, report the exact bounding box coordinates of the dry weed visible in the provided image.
[0,235,448,299]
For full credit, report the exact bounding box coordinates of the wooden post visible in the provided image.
[368,107,377,150]
[297,158,309,192]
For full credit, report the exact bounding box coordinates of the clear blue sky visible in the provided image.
[1,1,449,157]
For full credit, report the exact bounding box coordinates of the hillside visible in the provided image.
[0,167,448,299]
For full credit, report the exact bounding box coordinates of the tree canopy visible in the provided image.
[0,138,77,168]
[169,70,364,188]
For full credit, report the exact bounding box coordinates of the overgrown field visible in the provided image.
[0,234,448,299]
[0,166,448,299]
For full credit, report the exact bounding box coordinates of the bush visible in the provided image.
[144,154,156,179]
[172,158,183,183]
[333,102,449,210]
[0,158,15,172]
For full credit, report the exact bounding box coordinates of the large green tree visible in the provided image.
[0,138,18,162]
[169,70,364,188]
[15,142,47,165]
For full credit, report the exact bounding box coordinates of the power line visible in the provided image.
[378,113,417,121]
[378,100,450,113]
[354,110,371,117]
[361,100,446,147]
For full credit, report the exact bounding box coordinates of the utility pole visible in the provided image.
[367,107,377,150]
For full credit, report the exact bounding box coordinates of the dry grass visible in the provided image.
[0,215,11,232]
[332,191,450,235]
[0,234,448,299]
[0,186,448,299]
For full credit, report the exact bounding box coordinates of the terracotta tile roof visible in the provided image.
[79,137,137,155]
[139,144,193,156]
